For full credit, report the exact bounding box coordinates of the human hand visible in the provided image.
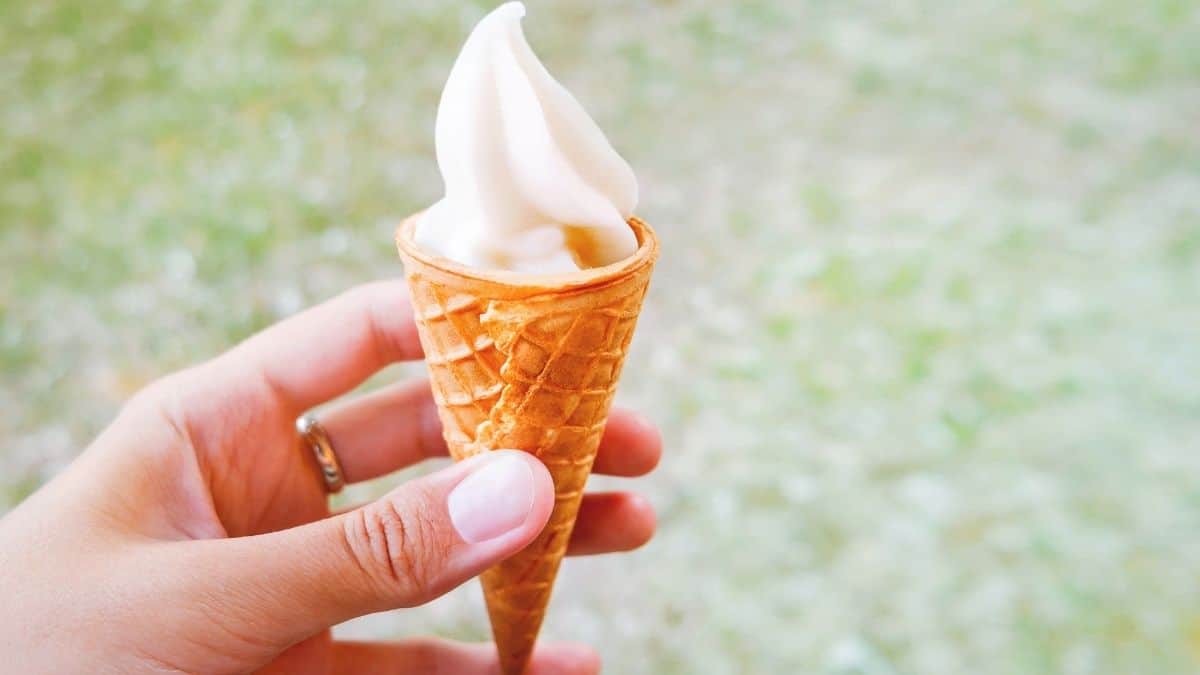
[0,281,661,675]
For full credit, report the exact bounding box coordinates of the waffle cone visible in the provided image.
[395,214,658,675]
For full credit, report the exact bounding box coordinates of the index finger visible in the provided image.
[198,280,424,418]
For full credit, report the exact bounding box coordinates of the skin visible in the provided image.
[0,281,662,675]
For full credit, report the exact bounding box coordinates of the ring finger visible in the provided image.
[317,380,445,484]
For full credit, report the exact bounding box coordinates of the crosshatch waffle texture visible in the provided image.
[396,215,659,675]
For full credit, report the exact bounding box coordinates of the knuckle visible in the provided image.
[123,372,182,417]
[121,372,193,441]
[342,494,444,604]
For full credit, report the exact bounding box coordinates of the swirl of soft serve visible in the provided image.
[414,2,639,274]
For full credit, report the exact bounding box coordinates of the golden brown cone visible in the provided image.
[395,215,659,675]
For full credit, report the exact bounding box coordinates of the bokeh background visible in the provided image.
[4,1,1200,672]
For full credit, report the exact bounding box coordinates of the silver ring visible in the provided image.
[296,413,345,494]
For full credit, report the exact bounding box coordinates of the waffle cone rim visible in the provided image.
[395,213,658,299]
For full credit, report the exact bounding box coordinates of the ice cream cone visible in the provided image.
[395,213,658,675]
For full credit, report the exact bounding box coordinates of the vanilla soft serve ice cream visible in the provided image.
[413,2,639,274]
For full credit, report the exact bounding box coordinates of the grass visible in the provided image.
[4,0,1200,672]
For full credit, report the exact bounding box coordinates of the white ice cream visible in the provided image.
[413,2,639,274]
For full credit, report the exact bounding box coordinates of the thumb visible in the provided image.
[190,450,554,647]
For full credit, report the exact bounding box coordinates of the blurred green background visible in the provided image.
[3,1,1200,672]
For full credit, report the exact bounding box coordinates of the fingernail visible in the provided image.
[448,453,536,543]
